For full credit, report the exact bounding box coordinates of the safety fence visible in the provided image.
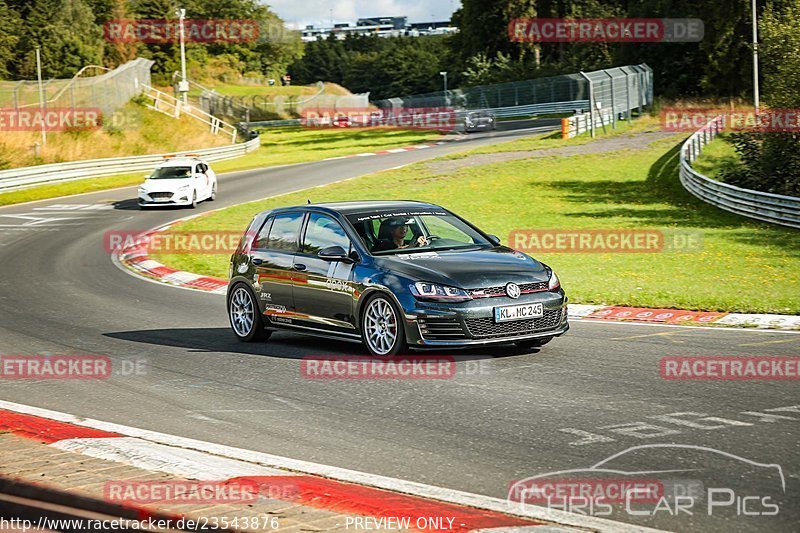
[198,81,369,122]
[679,117,800,229]
[0,58,154,118]
[372,64,653,128]
[0,137,260,192]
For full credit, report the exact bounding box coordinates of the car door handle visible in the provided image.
[293,263,307,271]
[252,258,263,266]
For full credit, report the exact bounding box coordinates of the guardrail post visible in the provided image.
[579,72,595,138]
[605,71,616,129]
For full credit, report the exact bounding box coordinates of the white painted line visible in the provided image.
[355,153,376,157]
[577,318,800,334]
[135,259,165,271]
[52,437,288,480]
[161,271,203,284]
[566,304,604,318]
[0,400,663,533]
[386,148,408,153]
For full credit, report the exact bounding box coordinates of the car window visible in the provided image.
[266,212,303,252]
[421,215,474,242]
[254,217,274,250]
[303,213,351,254]
[346,210,491,255]
[149,166,192,179]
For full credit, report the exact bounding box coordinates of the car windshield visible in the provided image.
[346,209,492,255]
[148,166,192,179]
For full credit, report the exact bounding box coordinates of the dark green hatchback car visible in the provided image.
[227,201,568,356]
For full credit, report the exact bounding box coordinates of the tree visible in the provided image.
[0,0,22,78]
[721,0,800,197]
[14,0,104,79]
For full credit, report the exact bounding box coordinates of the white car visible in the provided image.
[137,156,217,209]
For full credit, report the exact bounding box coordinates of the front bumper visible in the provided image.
[138,192,193,206]
[402,291,569,347]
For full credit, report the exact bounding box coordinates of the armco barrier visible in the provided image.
[0,137,260,192]
[679,116,800,229]
[561,108,614,139]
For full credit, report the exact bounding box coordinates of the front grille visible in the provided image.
[148,192,173,200]
[418,317,468,341]
[465,309,563,338]
[469,281,549,299]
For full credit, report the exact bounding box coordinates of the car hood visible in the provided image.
[374,246,548,289]
[141,178,192,191]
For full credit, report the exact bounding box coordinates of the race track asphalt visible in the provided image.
[1,122,798,532]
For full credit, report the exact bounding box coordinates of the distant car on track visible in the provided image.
[464,110,497,133]
[226,201,568,356]
[137,156,217,209]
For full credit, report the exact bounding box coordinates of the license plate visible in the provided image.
[494,303,544,323]
[153,197,169,202]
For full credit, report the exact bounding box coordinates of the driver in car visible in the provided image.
[372,217,429,252]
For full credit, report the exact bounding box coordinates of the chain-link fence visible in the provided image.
[372,64,653,124]
[0,58,153,119]
[198,82,370,122]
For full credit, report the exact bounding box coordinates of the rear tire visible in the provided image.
[360,293,406,357]
[228,284,271,342]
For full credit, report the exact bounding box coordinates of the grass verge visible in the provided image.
[151,121,800,315]
[692,134,741,180]
[0,127,442,207]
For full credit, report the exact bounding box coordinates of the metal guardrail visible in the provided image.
[0,137,260,192]
[142,84,238,141]
[489,100,589,119]
[679,116,800,229]
[562,108,614,138]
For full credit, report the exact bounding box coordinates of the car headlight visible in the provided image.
[137,187,147,195]
[548,270,560,291]
[410,282,472,302]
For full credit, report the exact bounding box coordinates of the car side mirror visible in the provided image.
[487,234,501,246]
[319,245,354,263]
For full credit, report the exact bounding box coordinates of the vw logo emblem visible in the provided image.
[505,282,521,299]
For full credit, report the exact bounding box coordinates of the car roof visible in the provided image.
[267,200,446,216]
[157,157,204,168]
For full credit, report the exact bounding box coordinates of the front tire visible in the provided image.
[361,294,406,357]
[209,182,217,201]
[190,191,197,209]
[228,284,271,342]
